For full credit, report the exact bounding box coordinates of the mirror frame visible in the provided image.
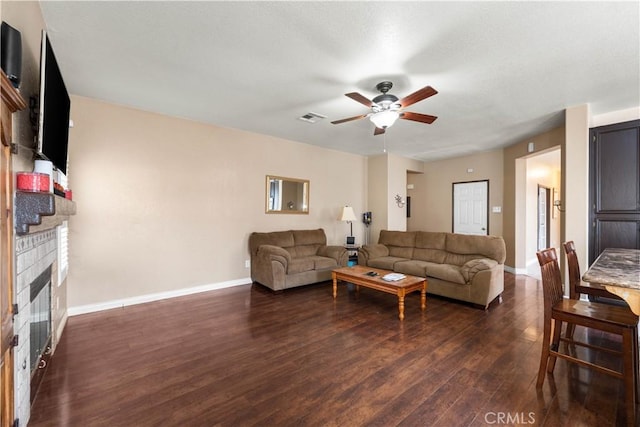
[265,175,310,214]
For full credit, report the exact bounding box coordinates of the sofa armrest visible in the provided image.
[469,264,504,308]
[318,245,349,266]
[358,244,389,265]
[258,244,291,265]
[251,244,291,289]
[461,258,499,283]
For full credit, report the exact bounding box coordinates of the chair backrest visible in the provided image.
[563,241,581,300]
[537,248,565,318]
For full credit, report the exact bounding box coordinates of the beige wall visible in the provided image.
[388,153,423,232]
[67,96,367,308]
[503,127,564,269]
[592,106,640,128]
[366,153,423,243]
[408,149,504,237]
[564,105,590,274]
[366,155,388,244]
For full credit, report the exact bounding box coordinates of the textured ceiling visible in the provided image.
[39,1,640,162]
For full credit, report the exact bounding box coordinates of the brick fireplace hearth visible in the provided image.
[13,224,68,426]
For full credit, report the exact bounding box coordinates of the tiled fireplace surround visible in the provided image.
[14,228,67,426]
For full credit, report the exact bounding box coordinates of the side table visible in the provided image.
[345,245,360,266]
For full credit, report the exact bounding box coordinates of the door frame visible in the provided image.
[452,180,489,235]
[537,185,551,250]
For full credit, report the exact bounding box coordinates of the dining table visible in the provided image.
[582,248,640,315]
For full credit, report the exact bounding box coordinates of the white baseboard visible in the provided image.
[504,265,527,275]
[68,277,251,316]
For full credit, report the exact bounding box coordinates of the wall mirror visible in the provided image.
[265,175,309,214]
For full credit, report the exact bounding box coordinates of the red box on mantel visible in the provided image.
[16,172,50,192]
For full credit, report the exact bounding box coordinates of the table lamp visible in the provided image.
[340,206,357,245]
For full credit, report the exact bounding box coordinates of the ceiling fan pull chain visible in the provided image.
[383,132,387,153]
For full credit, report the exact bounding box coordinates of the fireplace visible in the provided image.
[30,266,52,372]
[14,229,57,425]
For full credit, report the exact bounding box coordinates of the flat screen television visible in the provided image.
[37,30,70,175]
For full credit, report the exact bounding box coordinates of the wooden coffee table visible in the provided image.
[332,265,427,320]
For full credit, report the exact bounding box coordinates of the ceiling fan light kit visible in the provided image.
[332,80,438,136]
[370,110,400,129]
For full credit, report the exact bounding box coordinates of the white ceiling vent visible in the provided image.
[298,112,327,124]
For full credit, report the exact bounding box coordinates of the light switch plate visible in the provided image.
[492,206,502,213]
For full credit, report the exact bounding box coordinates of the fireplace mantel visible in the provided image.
[15,192,76,235]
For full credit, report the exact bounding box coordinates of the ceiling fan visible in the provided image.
[331,81,438,135]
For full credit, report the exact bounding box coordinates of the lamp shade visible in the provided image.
[340,206,357,222]
[369,110,399,129]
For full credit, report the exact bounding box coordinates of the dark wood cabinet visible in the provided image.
[589,119,640,263]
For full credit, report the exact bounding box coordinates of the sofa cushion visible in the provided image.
[295,244,322,258]
[311,255,339,270]
[394,260,429,278]
[379,230,416,248]
[415,232,447,249]
[288,257,315,274]
[318,245,347,261]
[413,249,447,263]
[379,231,416,260]
[292,229,327,246]
[249,231,294,256]
[388,246,414,259]
[423,262,466,285]
[285,247,298,258]
[443,252,480,267]
[287,229,326,258]
[368,256,409,270]
[445,233,506,263]
[361,244,389,259]
[413,232,448,263]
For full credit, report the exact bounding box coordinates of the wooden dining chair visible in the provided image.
[537,247,639,425]
[563,241,630,340]
[564,241,624,302]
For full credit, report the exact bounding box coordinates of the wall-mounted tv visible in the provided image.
[37,30,70,175]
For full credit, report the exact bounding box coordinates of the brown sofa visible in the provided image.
[249,229,348,291]
[359,230,506,308]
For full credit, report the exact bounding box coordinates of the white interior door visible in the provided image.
[453,180,488,235]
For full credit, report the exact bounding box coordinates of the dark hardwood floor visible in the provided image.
[29,273,632,426]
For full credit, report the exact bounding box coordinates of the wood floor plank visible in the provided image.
[29,274,636,426]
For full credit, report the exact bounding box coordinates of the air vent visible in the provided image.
[298,112,326,124]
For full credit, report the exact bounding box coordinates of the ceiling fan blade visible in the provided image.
[331,114,368,125]
[399,86,437,108]
[345,92,374,108]
[400,111,438,124]
[374,127,385,135]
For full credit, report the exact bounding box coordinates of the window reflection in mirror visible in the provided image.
[265,175,309,214]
